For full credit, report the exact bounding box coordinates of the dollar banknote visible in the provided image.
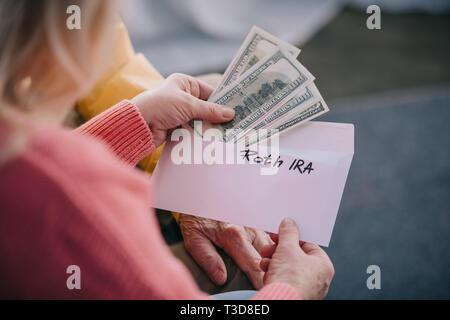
[243,100,329,145]
[229,84,322,142]
[195,47,314,142]
[210,26,301,97]
[277,101,328,130]
[242,84,321,133]
[187,26,329,144]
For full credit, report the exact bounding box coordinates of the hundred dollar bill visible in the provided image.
[271,101,328,134]
[221,51,315,141]
[193,47,314,142]
[243,100,329,145]
[242,84,321,134]
[211,26,301,97]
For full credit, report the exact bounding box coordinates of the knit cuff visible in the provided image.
[251,282,300,300]
[77,100,155,166]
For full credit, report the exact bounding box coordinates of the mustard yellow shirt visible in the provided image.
[76,21,180,221]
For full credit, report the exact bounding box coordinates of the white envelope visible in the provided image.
[151,121,354,246]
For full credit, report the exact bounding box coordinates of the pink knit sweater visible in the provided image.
[0,100,299,299]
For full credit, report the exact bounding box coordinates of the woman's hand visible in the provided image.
[179,214,273,289]
[259,218,335,300]
[131,73,235,147]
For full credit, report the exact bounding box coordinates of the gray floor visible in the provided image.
[287,8,450,100]
[322,86,450,299]
[300,7,450,299]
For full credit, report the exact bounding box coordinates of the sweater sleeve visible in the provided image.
[76,100,155,166]
[251,283,300,300]
[75,19,164,173]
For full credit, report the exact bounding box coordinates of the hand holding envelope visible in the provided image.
[152,27,354,247]
[152,121,354,246]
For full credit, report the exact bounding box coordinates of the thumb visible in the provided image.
[184,232,227,285]
[277,218,300,248]
[190,98,235,123]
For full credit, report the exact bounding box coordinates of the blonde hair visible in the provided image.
[0,0,116,161]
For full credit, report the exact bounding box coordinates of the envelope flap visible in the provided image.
[279,121,354,154]
[151,121,355,246]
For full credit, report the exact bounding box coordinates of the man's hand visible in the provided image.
[179,214,273,289]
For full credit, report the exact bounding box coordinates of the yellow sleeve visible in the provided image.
[76,20,180,222]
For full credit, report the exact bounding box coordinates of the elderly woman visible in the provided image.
[0,0,334,299]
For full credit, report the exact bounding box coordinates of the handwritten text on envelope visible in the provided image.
[151,121,354,246]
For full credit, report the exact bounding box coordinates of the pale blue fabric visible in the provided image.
[213,290,257,300]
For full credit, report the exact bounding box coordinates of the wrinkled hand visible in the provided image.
[179,214,273,289]
[259,218,335,300]
[131,73,235,147]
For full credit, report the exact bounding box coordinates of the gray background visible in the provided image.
[300,7,450,299]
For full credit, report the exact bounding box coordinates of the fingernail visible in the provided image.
[221,107,235,119]
[282,218,295,226]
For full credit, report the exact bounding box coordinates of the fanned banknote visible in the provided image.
[190,26,329,143]
[203,47,314,142]
[211,26,301,97]
[243,100,329,145]
[251,84,321,131]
